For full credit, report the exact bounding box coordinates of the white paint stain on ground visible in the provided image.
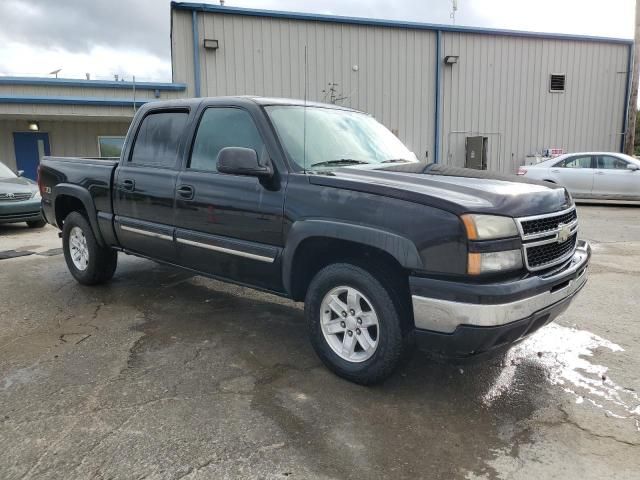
[483,323,639,422]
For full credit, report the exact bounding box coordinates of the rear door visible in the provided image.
[593,155,640,200]
[548,155,595,197]
[113,109,189,262]
[173,106,285,291]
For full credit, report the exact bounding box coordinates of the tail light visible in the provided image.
[516,167,527,176]
[37,164,44,194]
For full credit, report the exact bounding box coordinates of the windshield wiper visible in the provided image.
[310,159,371,168]
[380,158,410,164]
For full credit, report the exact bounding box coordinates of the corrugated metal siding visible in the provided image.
[440,33,628,172]
[172,9,629,173]
[0,84,176,100]
[0,119,130,170]
[172,9,437,161]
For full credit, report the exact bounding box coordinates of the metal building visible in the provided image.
[170,2,633,173]
[0,77,186,177]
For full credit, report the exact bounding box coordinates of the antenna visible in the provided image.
[450,0,458,25]
[303,45,308,173]
[49,68,62,78]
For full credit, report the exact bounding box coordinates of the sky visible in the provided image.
[0,0,635,82]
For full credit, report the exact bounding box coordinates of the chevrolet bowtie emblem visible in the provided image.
[558,224,571,243]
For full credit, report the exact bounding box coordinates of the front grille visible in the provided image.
[526,233,577,269]
[520,209,577,236]
[0,192,33,201]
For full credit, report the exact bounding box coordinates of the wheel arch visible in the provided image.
[282,220,422,301]
[53,184,105,246]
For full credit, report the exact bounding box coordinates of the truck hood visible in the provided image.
[308,163,571,217]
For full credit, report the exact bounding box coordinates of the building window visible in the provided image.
[98,136,126,157]
[550,74,566,93]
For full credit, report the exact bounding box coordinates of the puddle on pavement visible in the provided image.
[483,323,639,424]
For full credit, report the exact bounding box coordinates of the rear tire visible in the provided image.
[305,263,410,385]
[62,211,117,285]
[27,219,46,228]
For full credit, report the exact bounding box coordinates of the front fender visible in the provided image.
[281,219,423,294]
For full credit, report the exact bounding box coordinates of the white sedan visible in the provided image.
[518,152,640,201]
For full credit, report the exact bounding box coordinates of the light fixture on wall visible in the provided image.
[28,121,40,131]
[444,55,459,65]
[203,38,219,50]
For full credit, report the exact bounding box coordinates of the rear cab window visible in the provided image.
[130,111,189,168]
[189,108,265,172]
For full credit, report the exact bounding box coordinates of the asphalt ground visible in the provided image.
[0,204,639,479]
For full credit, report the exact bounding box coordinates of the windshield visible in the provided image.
[0,162,17,179]
[266,106,417,171]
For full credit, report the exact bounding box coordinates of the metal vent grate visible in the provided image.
[550,74,566,92]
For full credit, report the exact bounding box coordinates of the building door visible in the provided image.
[13,132,50,180]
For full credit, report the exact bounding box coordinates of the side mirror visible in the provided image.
[627,164,639,171]
[17,170,24,177]
[217,147,272,178]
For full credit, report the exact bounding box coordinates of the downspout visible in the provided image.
[192,10,201,97]
[434,30,442,163]
[621,42,633,152]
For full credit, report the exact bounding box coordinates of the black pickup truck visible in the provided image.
[39,97,590,384]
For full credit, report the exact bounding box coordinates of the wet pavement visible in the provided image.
[0,204,639,479]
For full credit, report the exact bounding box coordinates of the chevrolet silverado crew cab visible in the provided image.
[39,97,590,384]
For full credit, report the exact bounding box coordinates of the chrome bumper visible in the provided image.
[412,241,590,334]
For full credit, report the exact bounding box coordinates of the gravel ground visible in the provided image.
[0,204,638,479]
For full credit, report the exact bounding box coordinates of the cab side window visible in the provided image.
[597,156,628,170]
[190,108,265,172]
[555,156,592,169]
[130,111,188,168]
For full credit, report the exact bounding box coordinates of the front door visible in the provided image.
[13,132,50,180]
[550,154,595,197]
[113,110,189,262]
[593,155,640,200]
[173,106,285,291]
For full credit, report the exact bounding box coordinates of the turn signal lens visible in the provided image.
[467,249,523,275]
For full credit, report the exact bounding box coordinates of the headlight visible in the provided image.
[468,249,523,275]
[461,214,518,240]
[32,191,41,200]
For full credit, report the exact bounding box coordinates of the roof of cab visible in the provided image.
[141,96,361,112]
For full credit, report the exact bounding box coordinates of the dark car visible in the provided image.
[0,162,45,228]
[38,97,590,384]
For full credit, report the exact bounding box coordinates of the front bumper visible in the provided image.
[410,240,590,359]
[0,199,43,224]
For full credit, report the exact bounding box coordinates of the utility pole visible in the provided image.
[624,0,640,154]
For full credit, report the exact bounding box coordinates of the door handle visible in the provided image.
[177,185,195,200]
[121,179,135,191]
[595,171,605,175]
[551,169,560,173]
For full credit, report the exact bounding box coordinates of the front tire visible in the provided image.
[27,219,46,228]
[62,211,117,285]
[305,263,410,385]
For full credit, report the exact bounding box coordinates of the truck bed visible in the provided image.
[39,156,119,219]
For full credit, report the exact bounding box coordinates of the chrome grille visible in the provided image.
[0,192,33,201]
[520,209,577,236]
[526,233,577,269]
[517,206,579,271]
